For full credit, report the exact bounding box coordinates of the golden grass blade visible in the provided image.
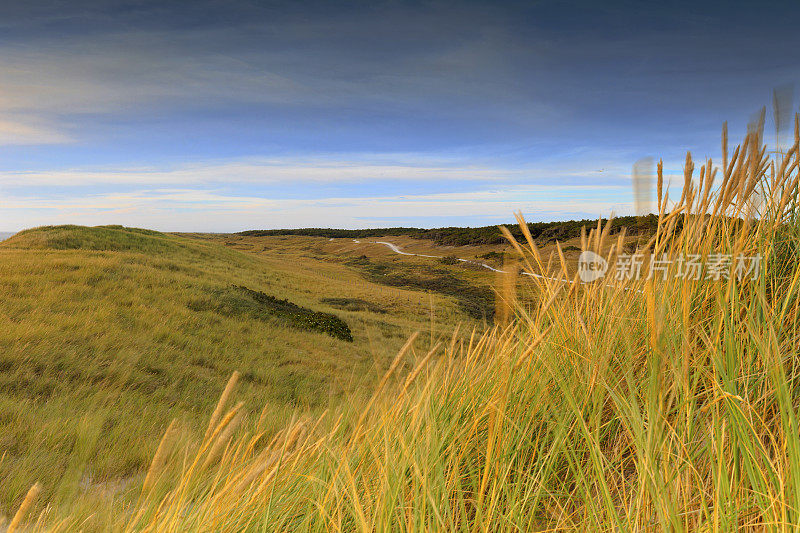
[8,483,40,533]
[400,342,441,396]
[202,404,244,470]
[142,418,179,493]
[203,371,240,444]
[352,332,419,439]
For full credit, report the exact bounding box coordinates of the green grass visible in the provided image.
[0,224,479,522]
[189,285,354,342]
[319,297,388,314]
[8,224,188,253]
[345,255,495,320]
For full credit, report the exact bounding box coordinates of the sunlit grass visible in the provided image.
[0,225,474,526]
[11,116,800,530]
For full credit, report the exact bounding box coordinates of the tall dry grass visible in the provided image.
[18,115,800,530]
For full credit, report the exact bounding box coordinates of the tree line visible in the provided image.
[238,214,661,246]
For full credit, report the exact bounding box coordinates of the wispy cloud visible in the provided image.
[0,157,520,187]
[0,183,632,232]
[0,117,72,145]
[0,31,311,115]
[0,152,640,188]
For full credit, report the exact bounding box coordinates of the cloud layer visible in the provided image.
[0,0,797,230]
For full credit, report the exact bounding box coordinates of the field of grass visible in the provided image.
[0,224,488,525]
[5,118,796,531]
[8,119,800,530]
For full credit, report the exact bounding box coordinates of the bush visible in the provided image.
[189,285,353,342]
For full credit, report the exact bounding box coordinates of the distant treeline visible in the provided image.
[238,214,662,246]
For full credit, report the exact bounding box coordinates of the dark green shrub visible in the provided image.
[189,285,353,342]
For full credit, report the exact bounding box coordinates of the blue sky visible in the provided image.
[0,0,799,231]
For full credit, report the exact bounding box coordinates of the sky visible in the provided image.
[1,0,799,232]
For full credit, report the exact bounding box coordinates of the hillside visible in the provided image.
[7,141,800,531]
[0,225,476,517]
[11,120,800,531]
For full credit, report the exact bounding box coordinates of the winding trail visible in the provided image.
[352,239,564,282]
[352,239,644,294]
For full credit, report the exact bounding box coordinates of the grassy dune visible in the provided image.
[10,119,800,530]
[0,225,480,524]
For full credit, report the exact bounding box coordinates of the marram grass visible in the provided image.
[0,222,470,518]
[15,117,800,531]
